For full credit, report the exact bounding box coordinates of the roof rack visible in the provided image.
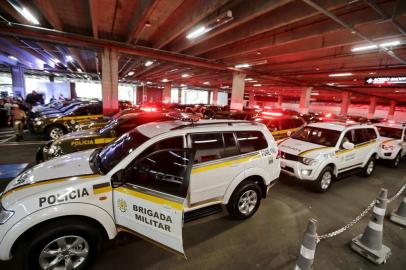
[170,121,259,131]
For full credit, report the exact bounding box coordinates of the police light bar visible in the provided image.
[262,111,283,117]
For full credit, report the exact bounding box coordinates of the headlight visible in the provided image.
[382,145,394,151]
[0,204,14,224]
[300,157,318,166]
[48,145,61,156]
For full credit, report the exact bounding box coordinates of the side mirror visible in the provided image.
[111,169,125,188]
[342,141,355,150]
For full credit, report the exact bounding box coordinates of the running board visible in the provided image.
[337,167,362,179]
[184,204,223,223]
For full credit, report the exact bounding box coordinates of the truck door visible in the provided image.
[112,148,194,256]
[336,130,359,172]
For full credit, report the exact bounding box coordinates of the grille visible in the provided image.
[280,151,299,161]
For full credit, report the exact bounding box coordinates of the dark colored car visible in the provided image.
[254,113,305,141]
[36,111,192,162]
[30,102,105,139]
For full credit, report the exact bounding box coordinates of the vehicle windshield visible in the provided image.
[377,126,402,139]
[93,129,150,174]
[291,126,341,147]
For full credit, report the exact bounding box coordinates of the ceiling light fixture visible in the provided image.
[127,71,135,76]
[245,78,253,81]
[162,78,169,83]
[329,73,353,77]
[186,10,233,40]
[253,84,262,87]
[66,55,73,62]
[145,60,154,67]
[8,55,18,61]
[181,74,190,78]
[351,40,401,52]
[203,81,210,85]
[235,63,250,68]
[8,1,40,25]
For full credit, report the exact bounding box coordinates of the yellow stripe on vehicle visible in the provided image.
[94,137,116,144]
[382,139,396,144]
[61,114,104,121]
[115,187,183,210]
[271,128,298,136]
[335,140,377,155]
[299,147,334,157]
[191,153,261,174]
[1,174,101,198]
[94,186,113,194]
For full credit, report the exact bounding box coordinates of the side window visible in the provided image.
[223,133,239,158]
[124,149,191,197]
[366,128,377,140]
[354,129,369,144]
[341,130,354,147]
[138,136,184,159]
[190,133,224,163]
[236,131,268,154]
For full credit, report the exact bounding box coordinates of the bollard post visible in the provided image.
[390,196,406,226]
[295,218,318,270]
[350,189,391,264]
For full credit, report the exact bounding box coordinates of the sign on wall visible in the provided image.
[365,76,406,85]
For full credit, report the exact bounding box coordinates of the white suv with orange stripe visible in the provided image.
[0,120,279,269]
[278,122,380,192]
[375,122,406,167]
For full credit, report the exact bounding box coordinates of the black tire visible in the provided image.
[226,180,262,220]
[390,152,401,168]
[360,156,376,177]
[311,166,334,193]
[46,125,66,140]
[22,218,102,270]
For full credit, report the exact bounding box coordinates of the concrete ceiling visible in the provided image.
[0,0,405,104]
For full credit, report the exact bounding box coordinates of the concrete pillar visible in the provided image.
[162,83,171,103]
[388,101,396,120]
[11,66,25,98]
[248,92,255,108]
[299,87,312,114]
[178,88,182,104]
[277,95,283,108]
[101,47,119,115]
[367,97,377,119]
[212,88,219,105]
[230,72,246,111]
[340,91,351,116]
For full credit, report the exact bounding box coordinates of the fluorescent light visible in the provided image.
[186,26,209,39]
[145,60,154,67]
[66,55,73,62]
[235,63,250,68]
[146,81,152,84]
[181,74,189,78]
[380,40,401,47]
[245,78,253,81]
[180,84,186,87]
[127,71,135,76]
[203,81,210,85]
[253,84,262,87]
[162,78,169,83]
[351,44,377,52]
[8,56,17,61]
[77,68,83,73]
[329,73,353,77]
[11,4,40,25]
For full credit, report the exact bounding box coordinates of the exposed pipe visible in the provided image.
[302,0,406,65]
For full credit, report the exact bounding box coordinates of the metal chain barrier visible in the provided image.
[316,199,376,243]
[316,177,406,243]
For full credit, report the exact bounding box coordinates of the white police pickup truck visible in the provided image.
[278,122,380,192]
[375,121,406,167]
[0,120,280,269]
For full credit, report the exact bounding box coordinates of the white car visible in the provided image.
[0,120,280,269]
[278,122,380,192]
[375,122,406,167]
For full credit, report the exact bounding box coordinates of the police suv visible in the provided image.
[0,120,280,269]
[375,121,406,167]
[278,122,380,192]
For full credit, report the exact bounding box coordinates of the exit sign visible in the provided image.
[365,76,406,85]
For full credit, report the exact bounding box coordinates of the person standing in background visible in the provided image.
[11,104,26,141]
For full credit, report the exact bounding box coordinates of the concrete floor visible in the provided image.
[0,135,405,270]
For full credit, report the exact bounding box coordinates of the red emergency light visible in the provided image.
[262,111,283,117]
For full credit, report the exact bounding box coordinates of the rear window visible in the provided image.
[376,126,402,139]
[236,131,268,154]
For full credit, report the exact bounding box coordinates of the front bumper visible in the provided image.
[378,150,398,160]
[280,159,321,181]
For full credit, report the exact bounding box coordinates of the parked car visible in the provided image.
[30,102,105,139]
[375,121,406,167]
[254,113,305,142]
[0,120,280,269]
[278,122,380,192]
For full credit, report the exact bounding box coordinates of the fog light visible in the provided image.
[301,169,312,176]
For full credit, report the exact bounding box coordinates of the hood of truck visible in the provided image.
[1,149,101,208]
[279,138,335,158]
[381,136,399,145]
